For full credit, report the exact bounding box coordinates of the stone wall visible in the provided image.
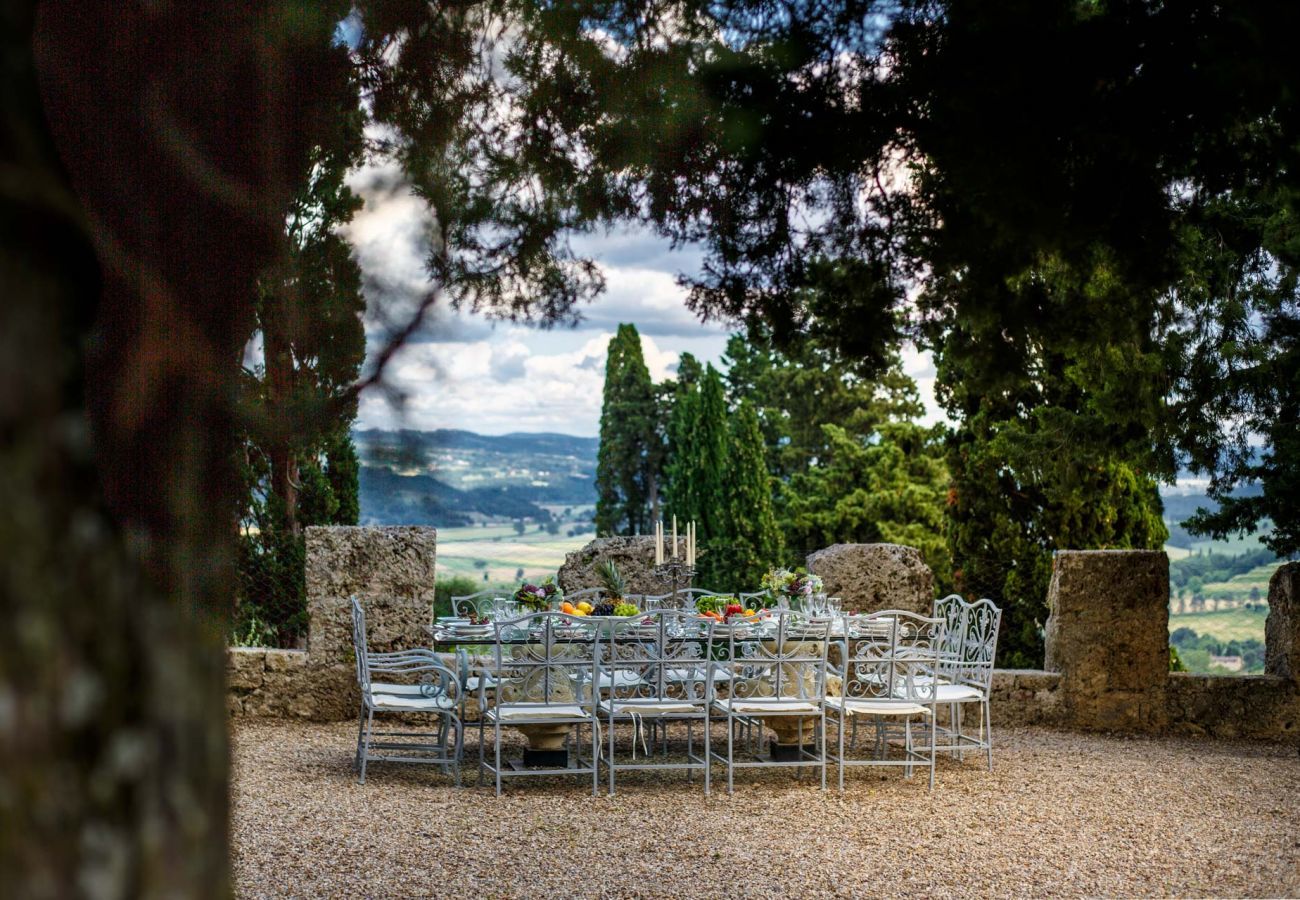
[228,532,1300,742]
[1265,562,1300,681]
[556,536,667,596]
[988,670,1065,728]
[229,525,438,721]
[1044,550,1170,732]
[1166,673,1299,740]
[227,648,316,717]
[805,543,934,614]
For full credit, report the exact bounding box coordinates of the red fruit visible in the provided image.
[725,604,743,617]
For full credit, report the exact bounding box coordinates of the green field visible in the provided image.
[1169,605,1267,643]
[1197,562,1279,598]
[435,523,587,587]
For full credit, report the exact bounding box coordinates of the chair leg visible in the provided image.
[904,718,913,779]
[955,703,965,761]
[726,714,734,794]
[358,707,374,784]
[819,714,827,791]
[703,716,711,796]
[592,718,600,798]
[452,718,463,788]
[928,709,937,792]
[494,720,503,797]
[983,698,993,771]
[837,712,846,791]
[608,713,616,796]
[354,704,366,772]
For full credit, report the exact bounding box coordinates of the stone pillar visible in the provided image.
[1044,550,1169,731]
[301,526,438,720]
[305,525,438,665]
[805,543,934,614]
[557,536,665,595]
[1265,562,1300,681]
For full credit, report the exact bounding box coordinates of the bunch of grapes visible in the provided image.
[592,603,616,617]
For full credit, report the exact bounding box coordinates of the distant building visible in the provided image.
[1209,654,1244,673]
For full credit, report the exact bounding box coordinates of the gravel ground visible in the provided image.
[232,719,1300,899]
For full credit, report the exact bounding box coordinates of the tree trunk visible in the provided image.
[264,297,301,534]
[0,2,337,895]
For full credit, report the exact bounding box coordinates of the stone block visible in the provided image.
[227,648,266,691]
[1266,562,1300,681]
[264,648,306,673]
[805,543,934,614]
[1044,549,1169,732]
[557,536,667,596]
[306,526,437,665]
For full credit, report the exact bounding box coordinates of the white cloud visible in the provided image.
[343,161,945,435]
[357,330,708,436]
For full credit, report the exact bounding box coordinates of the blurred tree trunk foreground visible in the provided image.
[1,2,338,895]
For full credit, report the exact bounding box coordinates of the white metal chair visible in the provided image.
[449,589,506,619]
[600,610,716,794]
[351,597,464,785]
[709,611,831,792]
[931,595,1002,769]
[479,611,601,796]
[827,610,943,790]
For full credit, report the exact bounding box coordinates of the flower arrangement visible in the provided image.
[761,567,824,601]
[514,576,563,612]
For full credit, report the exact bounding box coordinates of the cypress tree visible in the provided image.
[595,324,657,535]
[683,365,731,586]
[662,353,703,526]
[722,401,785,588]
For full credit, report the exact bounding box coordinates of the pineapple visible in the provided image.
[593,559,626,615]
[594,559,625,599]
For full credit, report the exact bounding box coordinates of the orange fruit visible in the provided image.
[560,602,576,614]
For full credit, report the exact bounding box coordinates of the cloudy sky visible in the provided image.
[343,158,940,438]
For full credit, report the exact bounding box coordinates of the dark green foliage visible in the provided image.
[662,353,704,526]
[595,324,659,535]
[722,330,951,587]
[325,431,361,525]
[434,576,481,620]
[719,402,784,588]
[234,48,366,646]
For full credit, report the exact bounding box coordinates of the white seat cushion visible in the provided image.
[826,696,931,716]
[933,684,984,702]
[369,682,427,696]
[465,675,499,691]
[489,704,590,721]
[600,699,704,716]
[664,666,733,683]
[368,692,456,712]
[715,698,820,714]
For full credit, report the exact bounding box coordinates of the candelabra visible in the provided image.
[652,559,697,609]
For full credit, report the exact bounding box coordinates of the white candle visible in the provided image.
[672,516,678,559]
[688,522,695,566]
[655,521,663,565]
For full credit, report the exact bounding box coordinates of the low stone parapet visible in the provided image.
[1167,673,1299,740]
[227,648,326,718]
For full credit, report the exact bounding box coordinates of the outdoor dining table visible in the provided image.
[428,615,895,762]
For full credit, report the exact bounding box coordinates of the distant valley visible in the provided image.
[356,428,598,529]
